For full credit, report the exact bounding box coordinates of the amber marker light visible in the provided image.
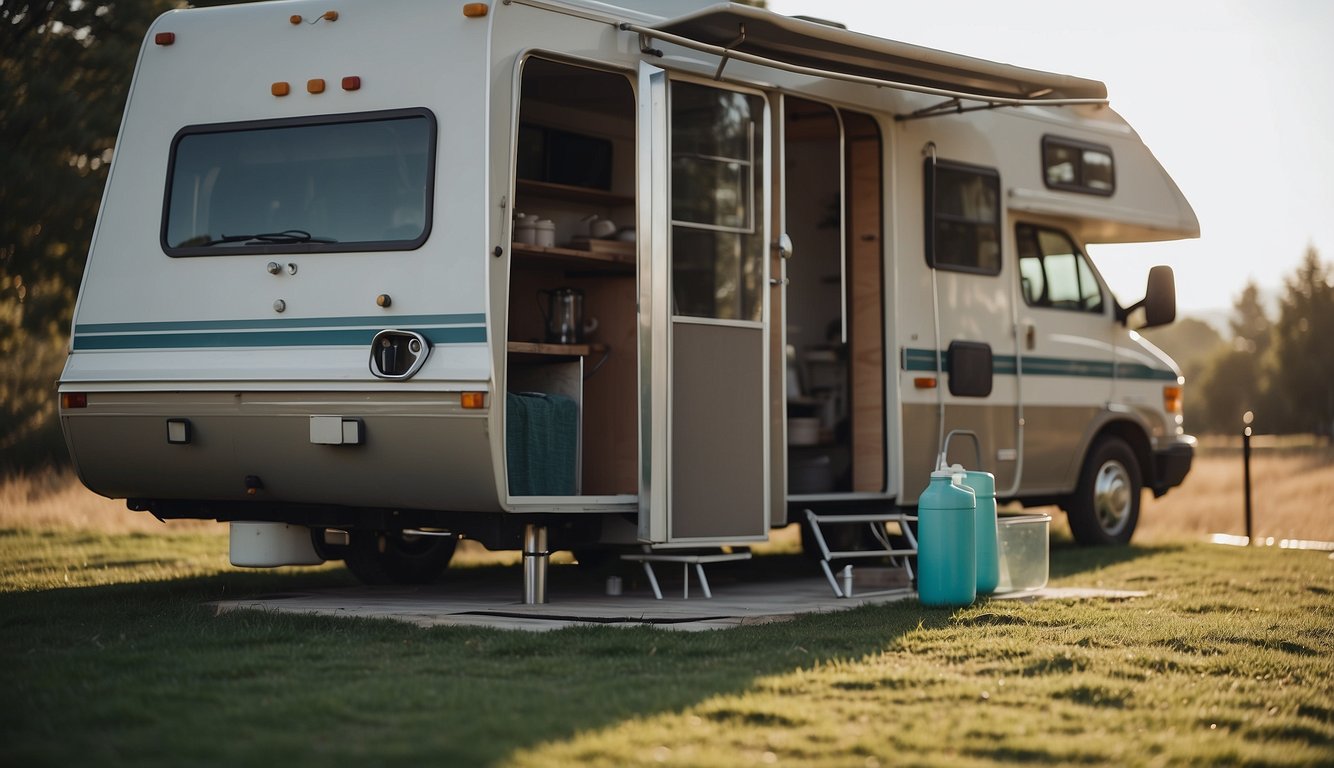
[307,78,326,94]
[914,377,938,389]
[322,10,339,21]
[290,14,302,24]
[61,393,88,409]
[154,32,176,45]
[1163,385,1183,416]
[341,76,361,91]
[461,392,486,410]
[463,3,489,17]
[271,81,291,97]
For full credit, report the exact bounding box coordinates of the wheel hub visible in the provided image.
[1093,460,1132,535]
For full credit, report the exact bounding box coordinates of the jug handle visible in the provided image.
[536,289,550,324]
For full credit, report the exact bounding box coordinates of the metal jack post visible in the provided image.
[522,523,549,604]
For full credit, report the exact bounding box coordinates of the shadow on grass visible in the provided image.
[0,552,958,768]
[1,531,1199,767]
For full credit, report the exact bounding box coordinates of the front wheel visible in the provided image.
[1065,437,1142,546]
[343,530,457,585]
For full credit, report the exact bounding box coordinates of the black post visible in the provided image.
[1242,412,1254,544]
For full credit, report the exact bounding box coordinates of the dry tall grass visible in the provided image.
[3,444,1331,544]
[1133,444,1334,543]
[0,467,221,534]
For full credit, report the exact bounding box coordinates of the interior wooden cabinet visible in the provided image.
[507,58,638,496]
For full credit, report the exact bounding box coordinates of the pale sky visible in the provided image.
[767,0,1334,320]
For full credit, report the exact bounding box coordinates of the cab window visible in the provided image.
[1016,225,1103,313]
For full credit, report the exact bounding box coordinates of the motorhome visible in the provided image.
[59,0,1197,598]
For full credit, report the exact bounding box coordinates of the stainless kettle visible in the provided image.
[538,287,597,344]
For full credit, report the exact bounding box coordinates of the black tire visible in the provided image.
[342,530,458,585]
[1066,437,1142,546]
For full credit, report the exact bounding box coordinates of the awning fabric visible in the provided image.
[647,4,1108,103]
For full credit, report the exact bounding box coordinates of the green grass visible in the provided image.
[2,529,1332,767]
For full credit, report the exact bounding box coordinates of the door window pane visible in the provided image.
[670,82,765,321]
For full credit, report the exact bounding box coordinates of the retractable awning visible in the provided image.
[624,4,1108,112]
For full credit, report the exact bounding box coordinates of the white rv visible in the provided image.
[59,0,1197,594]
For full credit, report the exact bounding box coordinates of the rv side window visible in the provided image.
[162,109,435,256]
[924,159,1001,275]
[1042,136,1115,196]
[1016,224,1104,314]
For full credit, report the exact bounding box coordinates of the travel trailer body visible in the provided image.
[59,0,1197,588]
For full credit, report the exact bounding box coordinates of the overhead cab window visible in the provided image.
[1016,224,1104,314]
[163,109,436,256]
[1042,136,1114,196]
[924,158,1001,275]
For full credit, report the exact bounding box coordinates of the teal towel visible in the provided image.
[506,392,577,496]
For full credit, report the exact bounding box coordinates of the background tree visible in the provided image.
[0,1,247,467]
[1266,245,1334,436]
[1227,281,1272,356]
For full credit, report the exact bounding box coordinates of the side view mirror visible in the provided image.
[1122,265,1176,329]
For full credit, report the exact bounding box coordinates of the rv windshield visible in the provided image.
[163,109,435,256]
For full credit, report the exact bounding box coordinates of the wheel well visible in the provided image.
[1090,420,1152,486]
[1058,420,1152,513]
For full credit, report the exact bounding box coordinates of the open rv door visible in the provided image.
[637,62,771,545]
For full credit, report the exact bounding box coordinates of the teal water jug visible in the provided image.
[962,469,999,595]
[917,470,976,607]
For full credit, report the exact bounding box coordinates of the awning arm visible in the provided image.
[897,97,1018,122]
[712,24,747,81]
[619,21,1109,112]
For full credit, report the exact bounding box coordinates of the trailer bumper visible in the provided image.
[1151,435,1195,496]
[60,389,500,514]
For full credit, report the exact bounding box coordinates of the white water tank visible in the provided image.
[229,522,325,567]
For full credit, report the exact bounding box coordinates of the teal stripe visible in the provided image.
[72,325,486,351]
[902,347,1175,382]
[75,313,486,335]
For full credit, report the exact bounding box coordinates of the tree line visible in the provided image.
[2,1,252,469]
[1144,246,1334,437]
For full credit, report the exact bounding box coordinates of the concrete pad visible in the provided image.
[212,571,1147,632]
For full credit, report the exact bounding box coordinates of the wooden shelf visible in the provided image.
[510,242,634,272]
[515,178,633,207]
[508,341,608,358]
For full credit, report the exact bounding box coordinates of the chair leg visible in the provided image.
[695,563,712,599]
[642,561,663,600]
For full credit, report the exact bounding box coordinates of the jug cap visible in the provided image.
[962,469,996,497]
